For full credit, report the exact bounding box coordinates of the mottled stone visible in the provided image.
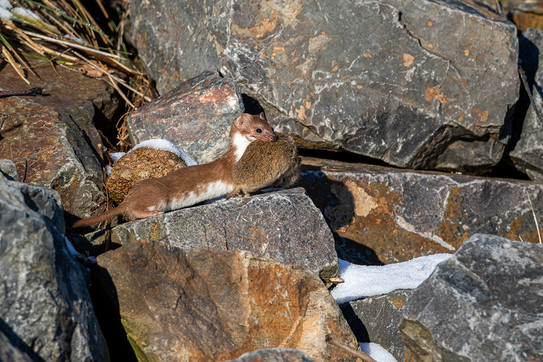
[126,71,245,164]
[0,58,118,219]
[511,3,543,33]
[511,28,543,183]
[97,242,358,361]
[86,188,338,277]
[0,159,17,181]
[300,157,543,264]
[0,180,109,361]
[400,234,543,361]
[225,348,316,362]
[129,0,519,172]
[341,290,411,361]
[106,147,187,204]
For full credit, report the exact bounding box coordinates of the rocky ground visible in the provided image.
[1,0,543,361]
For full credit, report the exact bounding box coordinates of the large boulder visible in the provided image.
[300,157,543,264]
[0,180,108,361]
[85,188,338,277]
[0,58,119,220]
[126,71,245,164]
[400,234,543,361]
[97,241,359,361]
[510,28,543,182]
[129,0,519,172]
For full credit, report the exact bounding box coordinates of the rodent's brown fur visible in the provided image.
[227,135,300,198]
[72,113,277,228]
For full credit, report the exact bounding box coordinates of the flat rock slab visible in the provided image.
[126,71,245,164]
[341,290,411,361]
[400,234,543,361]
[0,180,108,361]
[86,188,338,277]
[130,0,518,172]
[97,241,358,361]
[300,158,543,264]
[0,58,118,219]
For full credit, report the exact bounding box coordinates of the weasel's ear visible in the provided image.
[259,112,266,120]
[235,113,249,127]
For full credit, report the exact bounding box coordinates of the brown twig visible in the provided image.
[0,87,43,97]
[326,336,376,362]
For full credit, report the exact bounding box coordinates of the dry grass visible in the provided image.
[0,0,155,148]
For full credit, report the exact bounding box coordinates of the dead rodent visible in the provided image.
[227,135,300,198]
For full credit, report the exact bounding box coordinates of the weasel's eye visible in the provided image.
[256,128,262,133]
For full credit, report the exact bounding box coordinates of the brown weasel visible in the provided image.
[227,135,300,198]
[73,113,277,228]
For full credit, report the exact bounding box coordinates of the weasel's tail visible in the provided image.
[72,204,127,228]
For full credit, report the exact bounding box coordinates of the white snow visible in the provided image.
[130,139,197,166]
[109,152,125,163]
[331,253,452,304]
[360,342,397,362]
[11,7,41,21]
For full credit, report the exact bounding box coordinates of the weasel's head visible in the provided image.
[232,113,278,142]
[231,113,277,161]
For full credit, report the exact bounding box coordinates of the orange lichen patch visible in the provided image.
[450,73,469,88]
[355,85,363,89]
[295,104,308,121]
[435,187,470,250]
[506,215,543,244]
[464,49,470,57]
[308,31,331,53]
[344,180,379,218]
[472,108,489,123]
[232,17,278,39]
[271,45,288,64]
[331,64,339,73]
[427,20,433,26]
[425,86,450,104]
[402,53,414,67]
[458,113,465,122]
[363,53,372,58]
[390,294,407,309]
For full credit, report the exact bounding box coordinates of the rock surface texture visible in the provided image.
[511,28,543,182]
[126,71,245,164]
[400,234,543,361]
[97,241,358,361]
[0,180,108,361]
[0,59,118,219]
[300,158,543,264]
[341,290,412,361]
[130,0,519,172]
[86,188,338,276]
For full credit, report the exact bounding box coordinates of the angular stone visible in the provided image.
[97,241,358,361]
[0,58,118,219]
[126,71,245,164]
[0,180,108,361]
[129,0,519,172]
[511,28,543,183]
[400,234,543,361]
[0,159,17,181]
[510,3,543,33]
[300,157,543,264]
[86,188,338,277]
[341,290,411,361]
[225,348,316,362]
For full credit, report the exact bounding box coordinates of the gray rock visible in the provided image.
[0,58,118,220]
[225,348,316,362]
[126,71,245,164]
[341,290,411,361]
[0,180,109,361]
[511,28,543,182]
[0,159,17,181]
[129,0,519,172]
[299,157,543,264]
[400,234,543,361]
[86,188,338,277]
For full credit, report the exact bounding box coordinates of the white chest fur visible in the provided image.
[232,133,252,162]
[164,180,234,212]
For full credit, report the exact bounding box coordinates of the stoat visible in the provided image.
[73,113,277,228]
[227,135,300,198]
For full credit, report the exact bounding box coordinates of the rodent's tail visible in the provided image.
[72,204,127,228]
